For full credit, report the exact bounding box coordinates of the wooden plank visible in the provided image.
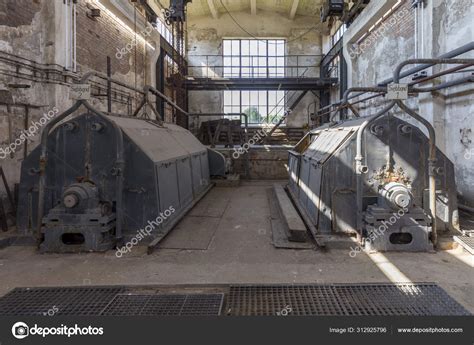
[286,185,326,248]
[273,183,308,242]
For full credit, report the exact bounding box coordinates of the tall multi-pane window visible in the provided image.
[223,39,285,78]
[223,39,286,124]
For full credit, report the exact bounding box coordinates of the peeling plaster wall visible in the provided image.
[432,0,474,207]
[0,0,58,219]
[350,2,414,91]
[187,10,322,129]
[0,0,161,219]
[343,0,474,206]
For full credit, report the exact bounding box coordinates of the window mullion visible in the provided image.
[265,90,270,124]
[239,39,242,78]
[266,40,269,78]
[239,90,242,118]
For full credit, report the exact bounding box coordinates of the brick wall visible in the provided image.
[76,1,147,80]
[356,1,414,52]
[391,1,415,38]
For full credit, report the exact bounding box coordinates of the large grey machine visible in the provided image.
[17,107,225,253]
[288,114,459,252]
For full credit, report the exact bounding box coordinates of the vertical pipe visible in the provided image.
[414,4,418,59]
[37,101,83,244]
[107,56,112,113]
[65,0,69,70]
[23,106,29,159]
[73,1,77,72]
[6,104,13,159]
[395,100,438,246]
[420,2,423,58]
[355,101,396,236]
[392,58,474,245]
[81,101,125,243]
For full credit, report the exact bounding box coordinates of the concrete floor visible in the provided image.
[0,181,473,312]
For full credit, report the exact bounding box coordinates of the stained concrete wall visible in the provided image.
[187,10,322,130]
[0,0,60,223]
[216,146,290,180]
[0,0,161,222]
[342,0,474,206]
[431,0,474,207]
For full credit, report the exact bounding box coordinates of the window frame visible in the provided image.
[222,39,286,125]
[222,38,286,79]
[224,90,286,125]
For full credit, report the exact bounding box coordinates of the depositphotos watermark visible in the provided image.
[42,305,59,317]
[115,24,154,60]
[276,305,293,316]
[349,206,408,257]
[464,148,474,160]
[0,106,59,159]
[115,206,176,257]
[11,321,103,339]
[232,128,269,159]
[348,6,410,59]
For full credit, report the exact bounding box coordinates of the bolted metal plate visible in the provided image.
[226,284,470,316]
[0,287,125,316]
[102,293,224,316]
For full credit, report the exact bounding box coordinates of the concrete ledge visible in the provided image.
[212,174,240,187]
[273,184,308,242]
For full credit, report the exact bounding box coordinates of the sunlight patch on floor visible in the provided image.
[368,252,412,283]
[446,248,474,268]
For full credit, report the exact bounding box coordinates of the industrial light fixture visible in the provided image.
[92,0,155,50]
[87,7,101,19]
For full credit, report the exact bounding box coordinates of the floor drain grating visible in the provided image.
[226,283,470,316]
[0,287,125,316]
[0,284,468,316]
[102,293,224,316]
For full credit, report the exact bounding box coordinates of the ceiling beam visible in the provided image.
[289,0,300,20]
[250,0,257,15]
[207,0,219,19]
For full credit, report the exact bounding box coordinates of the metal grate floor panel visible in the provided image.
[226,283,470,316]
[102,293,224,316]
[0,284,468,316]
[454,235,474,255]
[0,287,125,316]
